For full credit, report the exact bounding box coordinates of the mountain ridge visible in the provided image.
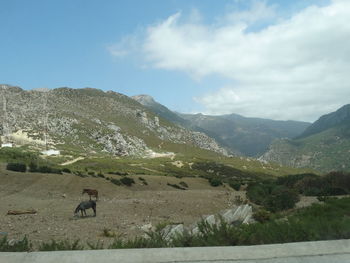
[133,94,311,157]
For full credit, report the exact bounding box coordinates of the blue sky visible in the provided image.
[2,0,349,121]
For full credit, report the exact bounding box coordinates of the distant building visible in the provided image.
[41,149,60,156]
[1,143,13,148]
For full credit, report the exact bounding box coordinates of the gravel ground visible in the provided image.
[0,169,245,248]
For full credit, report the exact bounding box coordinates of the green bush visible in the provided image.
[276,173,318,188]
[167,183,186,190]
[265,187,300,212]
[138,177,148,185]
[39,239,83,251]
[0,236,31,252]
[111,178,122,185]
[29,162,38,172]
[108,171,129,176]
[179,181,188,188]
[74,171,88,178]
[280,172,350,196]
[229,181,241,191]
[62,168,71,173]
[208,178,222,187]
[253,209,271,223]
[247,182,299,212]
[120,177,135,186]
[0,147,39,164]
[246,182,274,205]
[6,162,26,172]
[36,166,62,174]
[97,172,105,178]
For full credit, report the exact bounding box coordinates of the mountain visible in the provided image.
[132,95,310,157]
[180,113,310,157]
[132,95,189,127]
[261,104,350,172]
[297,104,350,139]
[0,85,228,157]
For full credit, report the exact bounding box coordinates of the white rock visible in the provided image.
[162,224,184,241]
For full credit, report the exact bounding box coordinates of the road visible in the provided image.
[1,239,350,263]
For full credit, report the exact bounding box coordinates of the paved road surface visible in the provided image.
[1,239,350,263]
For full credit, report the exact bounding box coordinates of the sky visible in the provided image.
[1,0,349,122]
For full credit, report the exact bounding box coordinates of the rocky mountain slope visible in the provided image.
[0,85,228,157]
[132,95,310,157]
[261,105,350,172]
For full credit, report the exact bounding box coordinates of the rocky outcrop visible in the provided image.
[141,204,254,241]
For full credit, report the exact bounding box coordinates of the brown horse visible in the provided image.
[82,188,98,201]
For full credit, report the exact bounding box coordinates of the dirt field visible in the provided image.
[0,168,245,248]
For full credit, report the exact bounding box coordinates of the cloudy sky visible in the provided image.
[1,0,349,122]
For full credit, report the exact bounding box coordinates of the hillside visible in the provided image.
[0,85,227,157]
[297,104,350,139]
[261,105,350,172]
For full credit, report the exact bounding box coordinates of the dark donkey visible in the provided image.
[74,200,96,217]
[82,188,98,201]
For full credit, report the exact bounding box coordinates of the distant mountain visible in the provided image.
[297,104,350,139]
[261,104,350,172]
[180,113,310,157]
[132,95,310,157]
[0,85,228,157]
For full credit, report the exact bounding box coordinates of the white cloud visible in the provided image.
[223,0,277,25]
[111,0,350,121]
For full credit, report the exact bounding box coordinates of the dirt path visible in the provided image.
[60,157,85,166]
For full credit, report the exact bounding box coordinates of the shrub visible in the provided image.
[229,181,241,191]
[265,187,300,212]
[167,183,186,190]
[253,209,271,223]
[0,236,31,252]
[6,162,26,172]
[111,178,122,186]
[246,182,274,205]
[62,168,71,173]
[0,147,39,164]
[247,182,299,212]
[179,181,188,188]
[36,165,62,174]
[276,173,318,188]
[102,228,116,238]
[39,239,83,251]
[74,171,88,178]
[120,177,135,186]
[138,177,148,185]
[29,162,38,172]
[208,178,222,187]
[108,171,129,176]
[97,172,105,178]
[88,171,95,176]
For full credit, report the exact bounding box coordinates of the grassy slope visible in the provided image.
[266,125,350,172]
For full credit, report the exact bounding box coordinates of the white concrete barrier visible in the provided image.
[1,239,350,263]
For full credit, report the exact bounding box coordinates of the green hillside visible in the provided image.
[261,105,350,172]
